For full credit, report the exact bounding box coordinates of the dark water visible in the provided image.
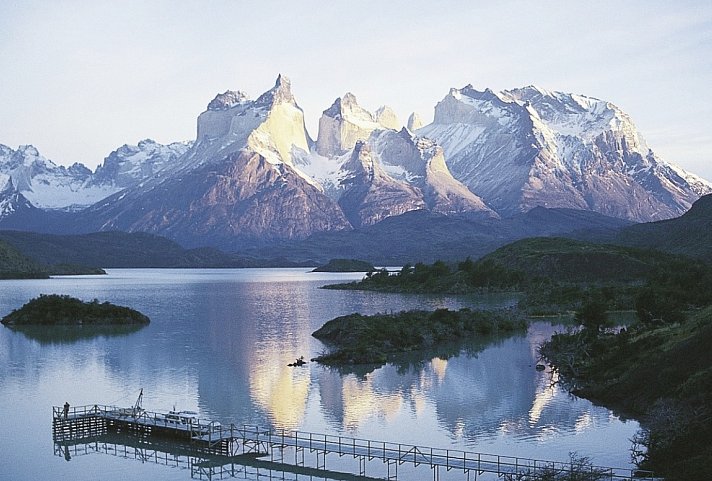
[0,269,639,480]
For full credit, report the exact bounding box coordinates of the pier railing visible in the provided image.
[53,404,657,481]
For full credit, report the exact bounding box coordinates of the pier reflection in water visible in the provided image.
[53,414,652,481]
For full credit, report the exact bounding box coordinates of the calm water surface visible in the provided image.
[0,269,640,480]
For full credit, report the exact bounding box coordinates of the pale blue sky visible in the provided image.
[1,1,711,180]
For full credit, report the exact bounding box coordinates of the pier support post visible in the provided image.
[387,458,398,480]
[317,450,326,470]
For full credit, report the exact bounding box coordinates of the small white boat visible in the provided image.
[163,410,199,425]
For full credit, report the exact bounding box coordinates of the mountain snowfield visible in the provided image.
[1,75,709,249]
[418,84,712,221]
[0,140,190,214]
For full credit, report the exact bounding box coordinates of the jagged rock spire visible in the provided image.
[407,112,424,131]
[255,74,296,107]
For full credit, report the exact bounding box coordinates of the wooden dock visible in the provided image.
[53,404,656,481]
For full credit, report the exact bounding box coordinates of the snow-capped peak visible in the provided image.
[432,84,521,128]
[419,81,712,221]
[91,138,191,188]
[254,74,296,108]
[207,90,250,111]
[505,86,623,139]
[0,144,115,212]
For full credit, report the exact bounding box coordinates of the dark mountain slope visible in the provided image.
[615,194,712,262]
[246,206,633,265]
[0,230,236,268]
[0,238,48,279]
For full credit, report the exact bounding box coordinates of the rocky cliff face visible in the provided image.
[75,75,351,248]
[304,95,496,223]
[407,112,424,131]
[374,106,401,130]
[418,85,712,221]
[369,129,496,217]
[314,93,399,157]
[182,75,313,177]
[338,141,425,227]
[83,150,349,248]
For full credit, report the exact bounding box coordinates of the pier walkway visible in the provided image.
[53,404,656,481]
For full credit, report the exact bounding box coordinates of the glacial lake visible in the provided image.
[0,268,640,480]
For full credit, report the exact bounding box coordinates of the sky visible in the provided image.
[1,0,711,180]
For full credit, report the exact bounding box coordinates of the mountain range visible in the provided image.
[0,193,709,268]
[1,75,709,250]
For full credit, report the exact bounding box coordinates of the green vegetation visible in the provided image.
[46,264,107,276]
[616,193,712,262]
[540,307,712,480]
[312,258,375,272]
[502,453,616,481]
[323,257,522,294]
[312,308,526,366]
[0,237,106,278]
[0,230,319,268]
[0,238,49,279]
[321,235,712,477]
[325,237,712,313]
[1,294,150,326]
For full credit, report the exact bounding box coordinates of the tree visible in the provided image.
[398,263,413,277]
[575,296,609,334]
[458,256,475,273]
[634,287,684,325]
[502,452,609,480]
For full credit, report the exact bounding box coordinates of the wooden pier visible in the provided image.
[53,404,656,481]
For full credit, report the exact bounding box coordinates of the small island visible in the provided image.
[312,308,526,365]
[312,258,376,272]
[1,294,150,326]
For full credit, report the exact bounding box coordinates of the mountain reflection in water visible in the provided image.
[0,269,638,481]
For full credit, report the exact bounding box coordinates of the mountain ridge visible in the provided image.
[1,75,709,250]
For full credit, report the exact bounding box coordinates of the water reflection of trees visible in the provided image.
[5,324,146,344]
[315,324,616,444]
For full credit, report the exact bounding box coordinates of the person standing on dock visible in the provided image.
[63,401,69,419]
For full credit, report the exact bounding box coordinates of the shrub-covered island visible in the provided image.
[1,294,150,326]
[312,258,375,272]
[312,308,526,366]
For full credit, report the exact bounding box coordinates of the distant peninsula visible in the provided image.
[1,294,150,326]
[312,258,375,272]
[0,237,105,279]
[312,308,526,366]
